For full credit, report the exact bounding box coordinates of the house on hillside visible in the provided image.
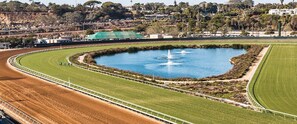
[144,14,170,20]
[269,9,297,16]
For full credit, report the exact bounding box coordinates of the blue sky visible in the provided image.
[19,0,287,6]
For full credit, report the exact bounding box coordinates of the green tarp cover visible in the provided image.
[87,31,143,40]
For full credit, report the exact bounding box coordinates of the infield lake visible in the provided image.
[94,48,246,78]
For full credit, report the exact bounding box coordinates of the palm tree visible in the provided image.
[280,0,284,5]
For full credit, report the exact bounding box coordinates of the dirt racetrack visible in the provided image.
[0,48,160,124]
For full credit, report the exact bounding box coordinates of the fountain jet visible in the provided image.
[159,50,181,66]
[167,50,173,59]
[176,50,191,54]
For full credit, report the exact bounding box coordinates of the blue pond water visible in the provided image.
[94,48,246,78]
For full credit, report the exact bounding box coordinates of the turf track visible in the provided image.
[18,41,297,123]
[252,45,297,115]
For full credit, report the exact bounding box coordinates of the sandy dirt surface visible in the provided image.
[239,46,269,81]
[0,48,160,124]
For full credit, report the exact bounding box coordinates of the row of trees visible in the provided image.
[0,1,132,23]
[141,14,297,36]
[0,37,35,48]
[0,1,47,12]
[3,0,297,36]
[131,1,297,36]
[49,1,132,22]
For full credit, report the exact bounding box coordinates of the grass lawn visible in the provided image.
[252,45,297,115]
[18,41,297,123]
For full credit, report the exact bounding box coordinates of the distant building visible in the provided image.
[149,34,174,39]
[149,34,163,39]
[46,38,72,44]
[163,35,174,39]
[35,38,48,44]
[0,42,11,49]
[125,6,133,11]
[144,14,170,20]
[269,9,297,16]
[36,36,72,44]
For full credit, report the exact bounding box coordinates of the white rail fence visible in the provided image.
[0,97,41,124]
[9,48,192,124]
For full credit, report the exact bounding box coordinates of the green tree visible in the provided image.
[134,24,148,32]
[6,1,23,12]
[183,8,192,18]
[176,22,186,32]
[290,15,297,30]
[85,29,95,35]
[208,14,225,35]
[63,12,83,24]
[132,3,143,11]
[229,0,242,4]
[83,0,102,10]
[49,3,74,16]
[164,26,179,36]
[187,18,196,32]
[112,27,122,31]
[284,23,292,35]
[220,25,231,36]
[146,22,164,34]
[101,2,131,19]
[178,2,189,8]
[209,26,219,36]
[243,0,254,7]
[240,30,250,36]
[195,27,204,34]
[280,0,285,5]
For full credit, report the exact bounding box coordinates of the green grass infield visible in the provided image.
[18,41,297,123]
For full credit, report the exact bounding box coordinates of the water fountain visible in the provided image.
[160,50,181,66]
[181,50,187,54]
[167,50,173,59]
[176,50,191,54]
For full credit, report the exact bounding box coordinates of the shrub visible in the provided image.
[240,30,250,36]
[290,31,297,35]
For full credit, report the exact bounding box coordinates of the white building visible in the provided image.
[144,14,170,20]
[163,35,174,39]
[124,6,133,11]
[269,9,297,16]
[35,38,48,44]
[149,34,174,39]
[0,42,10,49]
[149,34,163,39]
[46,38,72,44]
